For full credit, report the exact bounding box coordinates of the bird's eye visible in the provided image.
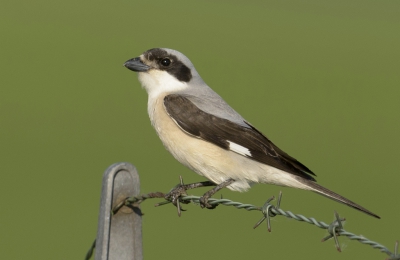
[160,58,171,67]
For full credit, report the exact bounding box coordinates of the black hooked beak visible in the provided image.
[124,57,150,72]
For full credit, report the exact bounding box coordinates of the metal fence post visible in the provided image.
[94,162,143,260]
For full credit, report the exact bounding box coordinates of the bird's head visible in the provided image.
[124,48,202,97]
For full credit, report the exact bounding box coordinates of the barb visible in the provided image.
[86,190,398,260]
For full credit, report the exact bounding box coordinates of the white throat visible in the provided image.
[138,70,188,99]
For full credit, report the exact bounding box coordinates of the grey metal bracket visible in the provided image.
[95,162,143,260]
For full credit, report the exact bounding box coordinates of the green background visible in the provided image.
[1,1,399,259]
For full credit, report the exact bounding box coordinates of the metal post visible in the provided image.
[95,162,143,260]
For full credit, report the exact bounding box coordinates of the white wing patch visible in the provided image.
[227,141,252,157]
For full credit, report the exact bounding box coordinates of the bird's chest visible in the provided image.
[147,96,196,164]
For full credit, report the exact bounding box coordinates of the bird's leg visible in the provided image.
[165,176,216,216]
[200,178,235,209]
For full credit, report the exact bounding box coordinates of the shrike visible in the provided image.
[124,48,379,219]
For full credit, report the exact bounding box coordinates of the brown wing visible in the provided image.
[164,94,316,181]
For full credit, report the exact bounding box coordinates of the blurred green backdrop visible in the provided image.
[1,1,399,259]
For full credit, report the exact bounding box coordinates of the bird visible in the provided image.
[124,48,380,219]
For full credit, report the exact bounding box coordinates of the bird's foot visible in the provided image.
[199,178,235,209]
[164,176,190,216]
[199,193,218,209]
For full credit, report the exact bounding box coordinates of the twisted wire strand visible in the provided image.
[181,196,333,229]
[337,231,392,255]
[161,194,397,258]
[181,196,261,211]
[85,192,398,260]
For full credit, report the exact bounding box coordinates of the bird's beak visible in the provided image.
[124,57,150,72]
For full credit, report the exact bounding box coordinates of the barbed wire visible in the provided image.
[85,190,399,260]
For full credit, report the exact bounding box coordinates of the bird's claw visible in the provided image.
[199,194,218,209]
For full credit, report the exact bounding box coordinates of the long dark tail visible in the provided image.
[301,180,380,219]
